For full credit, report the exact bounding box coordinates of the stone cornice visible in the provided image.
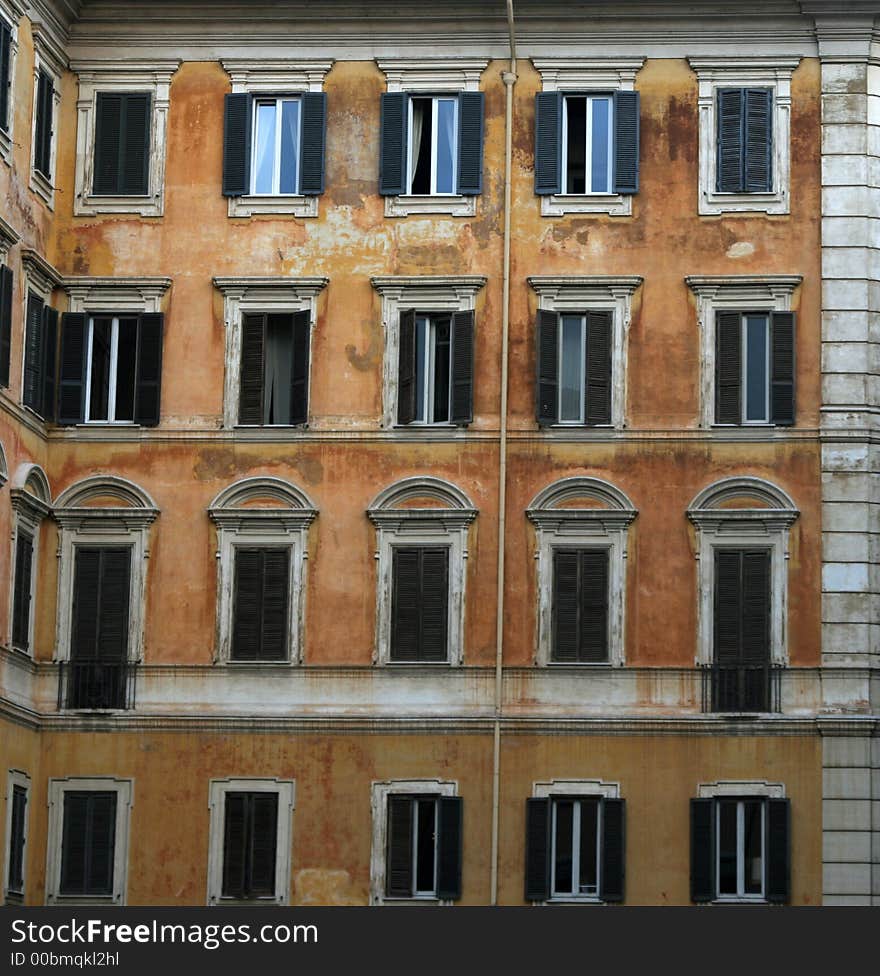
[21,249,63,297]
[0,215,20,259]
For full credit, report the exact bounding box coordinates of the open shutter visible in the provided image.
[222,93,251,197]
[93,93,122,194]
[715,310,741,424]
[97,548,131,662]
[524,797,551,901]
[134,312,163,426]
[613,90,640,194]
[552,550,579,663]
[397,308,417,425]
[601,798,625,903]
[457,92,484,196]
[437,796,463,900]
[717,88,744,192]
[766,798,790,903]
[12,530,33,651]
[8,786,26,892]
[42,306,58,421]
[770,311,795,426]
[536,309,559,426]
[386,796,413,897]
[0,263,12,387]
[121,93,151,195]
[450,309,474,425]
[690,798,715,902]
[22,294,43,412]
[579,550,609,663]
[58,312,87,425]
[260,548,290,661]
[87,792,116,895]
[248,793,279,897]
[534,92,562,195]
[299,92,327,195]
[222,793,248,898]
[239,313,265,424]
[289,309,310,425]
[379,92,408,196]
[0,22,11,132]
[35,70,53,177]
[60,793,89,894]
[585,310,612,425]
[744,88,773,193]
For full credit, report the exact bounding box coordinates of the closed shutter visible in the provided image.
[552,549,608,663]
[379,92,408,196]
[715,550,770,667]
[552,550,580,663]
[35,70,53,177]
[524,797,551,901]
[397,308,417,425]
[449,309,474,425]
[93,93,123,194]
[601,798,626,903]
[58,312,87,424]
[248,793,279,897]
[122,93,151,195]
[715,310,742,424]
[390,547,449,662]
[71,547,131,663]
[391,548,420,661]
[0,21,11,132]
[232,548,290,661]
[714,549,742,667]
[690,798,715,902]
[765,798,790,903]
[456,92,484,195]
[744,88,773,193]
[770,311,795,425]
[222,792,248,898]
[239,313,265,424]
[386,796,413,897]
[534,92,562,195]
[436,796,463,900]
[716,88,744,192]
[42,306,58,422]
[60,791,116,896]
[93,93,150,195]
[741,551,770,665]
[299,92,327,195]
[134,312,163,426]
[535,309,559,425]
[612,90,640,194]
[7,785,26,893]
[11,529,33,651]
[585,310,612,425]
[289,309,310,425]
[0,263,12,387]
[22,293,44,412]
[222,93,252,197]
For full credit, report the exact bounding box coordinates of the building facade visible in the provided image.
[0,0,877,906]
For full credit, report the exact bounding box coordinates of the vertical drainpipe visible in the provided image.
[490,0,517,907]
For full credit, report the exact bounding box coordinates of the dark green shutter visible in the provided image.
[289,309,310,425]
[715,310,742,424]
[437,796,463,900]
[0,263,12,387]
[71,547,131,663]
[714,550,742,668]
[391,547,420,661]
[60,794,88,894]
[248,793,279,897]
[450,309,474,425]
[552,549,608,663]
[93,93,123,194]
[232,548,290,661]
[222,792,248,897]
[41,306,58,421]
[379,92,408,196]
[534,92,562,195]
[397,308,417,425]
[766,798,790,904]
[386,796,413,897]
[552,550,579,663]
[134,311,163,426]
[94,93,149,195]
[536,309,559,425]
[613,90,640,194]
[58,312,87,425]
[122,93,151,195]
[8,785,26,893]
[34,70,53,177]
[715,550,770,667]
[742,550,770,665]
[524,797,551,901]
[223,93,251,197]
[22,292,44,412]
[690,798,715,903]
[585,310,612,425]
[239,313,264,424]
[71,549,101,661]
[457,92,484,196]
[60,791,116,896]
[744,88,773,193]
[260,548,289,661]
[770,311,795,425]
[0,22,11,132]
[12,529,33,651]
[419,548,448,662]
[299,92,326,195]
[601,798,625,903]
[717,88,744,193]
[391,547,448,662]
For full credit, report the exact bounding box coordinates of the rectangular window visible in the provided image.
[408,96,458,195]
[743,314,769,423]
[390,546,449,663]
[252,97,300,195]
[34,68,53,178]
[238,311,310,426]
[414,314,451,423]
[717,798,764,899]
[11,528,34,653]
[551,548,609,663]
[0,18,11,133]
[0,263,12,387]
[221,792,279,899]
[383,793,462,901]
[550,797,600,898]
[6,783,27,896]
[84,315,139,422]
[22,292,58,421]
[716,87,773,194]
[231,547,290,662]
[563,95,613,194]
[59,791,117,897]
[92,92,151,196]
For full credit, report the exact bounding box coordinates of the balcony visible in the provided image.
[700,663,782,714]
[57,661,137,711]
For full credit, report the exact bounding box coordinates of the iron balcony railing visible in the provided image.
[700,663,782,714]
[57,660,137,711]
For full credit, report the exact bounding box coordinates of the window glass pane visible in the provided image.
[743,800,763,895]
[578,799,599,894]
[414,316,428,422]
[559,315,584,422]
[745,315,768,421]
[88,318,113,421]
[279,100,300,194]
[718,800,738,895]
[264,314,293,424]
[565,97,586,194]
[553,800,574,895]
[415,798,436,893]
[433,318,450,422]
[410,99,432,194]
[253,102,277,194]
[114,317,138,422]
[436,98,456,194]
[590,98,611,193]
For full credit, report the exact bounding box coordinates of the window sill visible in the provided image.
[215,659,296,668]
[47,894,120,906]
[29,168,55,210]
[385,194,476,218]
[228,194,318,218]
[75,194,164,217]
[233,424,308,431]
[541,193,632,217]
[712,896,768,904]
[545,896,604,904]
[700,189,788,216]
[545,661,615,667]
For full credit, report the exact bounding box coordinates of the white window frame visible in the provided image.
[412,312,455,425]
[561,93,614,196]
[206,777,295,906]
[0,0,26,168]
[82,314,140,424]
[7,464,51,657]
[208,477,317,666]
[531,59,644,217]
[406,94,459,196]
[740,313,770,425]
[370,778,457,906]
[29,25,64,210]
[3,769,30,903]
[250,95,301,196]
[46,777,133,906]
[527,478,637,668]
[377,59,487,217]
[371,275,486,430]
[685,275,801,430]
[213,276,327,430]
[368,477,477,667]
[221,60,332,218]
[689,58,799,216]
[71,60,180,217]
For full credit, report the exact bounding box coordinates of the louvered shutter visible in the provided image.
[93,93,123,194]
[248,793,279,897]
[0,263,12,387]
[391,547,449,662]
[97,548,131,662]
[222,93,251,197]
[35,70,53,177]
[536,309,559,425]
[8,785,26,892]
[0,22,11,132]
[134,312,163,426]
[11,530,33,651]
[391,547,420,661]
[222,793,247,897]
[386,796,413,897]
[397,308,417,425]
[766,798,791,903]
[717,88,744,193]
[579,549,609,662]
[613,90,640,194]
[741,551,770,666]
[770,311,795,425]
[232,549,262,661]
[61,792,116,896]
[299,92,327,195]
[690,798,715,902]
[552,550,579,663]
[524,798,551,901]
[379,92,408,196]
[534,92,562,195]
[60,793,89,894]
[419,547,449,662]
[260,548,290,661]
[601,798,625,903]
[457,92,484,196]
[450,309,474,425]
[437,796,463,900]
[58,312,87,425]
[87,792,116,895]
[715,310,742,424]
[121,93,151,195]
[585,310,612,425]
[744,88,772,193]
[714,550,742,669]
[239,313,265,424]
[22,293,44,412]
[72,549,101,661]
[41,306,58,421]
[289,309,310,425]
